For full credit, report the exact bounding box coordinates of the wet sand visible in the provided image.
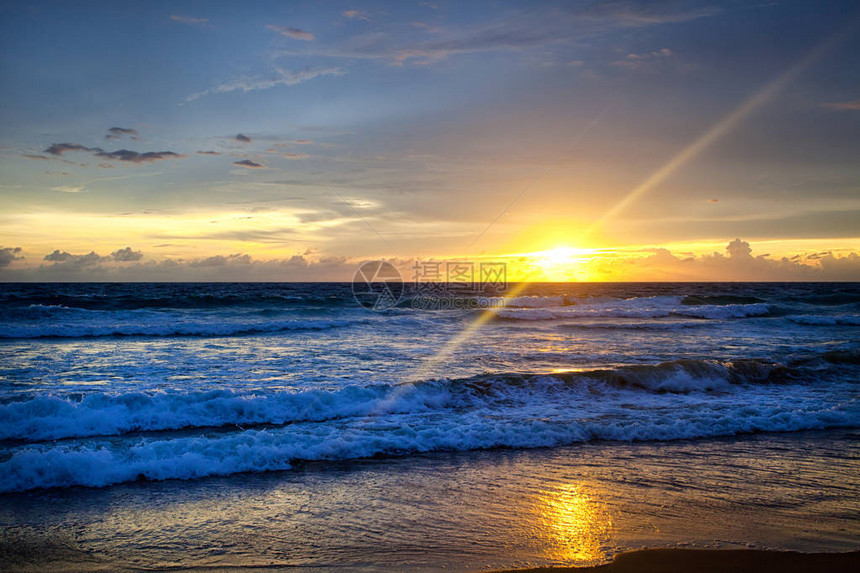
[2,430,858,572]
[504,549,860,573]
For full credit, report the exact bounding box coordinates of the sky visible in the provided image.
[1,0,859,281]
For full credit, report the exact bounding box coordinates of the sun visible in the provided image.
[522,246,595,281]
[538,247,580,266]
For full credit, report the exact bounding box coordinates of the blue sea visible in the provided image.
[0,282,858,569]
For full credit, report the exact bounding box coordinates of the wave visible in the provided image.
[0,285,353,311]
[0,316,364,339]
[786,314,860,326]
[495,297,771,321]
[1,355,857,492]
[1,382,855,492]
[0,358,828,443]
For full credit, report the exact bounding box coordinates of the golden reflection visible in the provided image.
[535,483,613,564]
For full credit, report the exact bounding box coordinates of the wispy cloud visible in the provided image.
[342,10,370,22]
[612,47,674,70]
[170,15,209,26]
[824,99,860,110]
[277,3,719,67]
[185,66,343,102]
[197,150,221,155]
[52,185,86,193]
[584,1,721,26]
[266,25,314,40]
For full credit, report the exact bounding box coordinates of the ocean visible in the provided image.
[0,282,858,570]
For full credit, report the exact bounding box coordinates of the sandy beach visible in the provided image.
[2,429,858,572]
[504,549,860,573]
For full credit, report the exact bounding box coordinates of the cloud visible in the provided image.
[105,127,139,141]
[43,250,104,266]
[266,25,314,41]
[594,239,860,281]
[111,247,143,262]
[612,47,673,70]
[52,185,85,193]
[824,99,860,111]
[43,143,185,163]
[0,247,23,268]
[392,24,555,65]
[190,253,252,267]
[184,66,343,102]
[44,143,92,156]
[584,1,721,26]
[233,159,265,168]
[94,150,184,163]
[342,10,370,22]
[235,133,252,143]
[197,150,222,155]
[2,251,363,281]
[170,15,209,26]
[279,3,717,66]
[22,154,50,160]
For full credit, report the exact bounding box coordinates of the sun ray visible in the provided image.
[579,21,857,243]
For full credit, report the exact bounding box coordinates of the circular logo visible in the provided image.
[351,260,404,311]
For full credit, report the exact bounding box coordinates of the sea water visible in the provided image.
[0,282,858,569]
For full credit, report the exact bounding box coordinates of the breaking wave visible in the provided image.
[1,356,856,492]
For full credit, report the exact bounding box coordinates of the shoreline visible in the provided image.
[2,430,857,571]
[500,549,860,573]
[3,548,860,572]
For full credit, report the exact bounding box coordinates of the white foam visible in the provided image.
[496,297,770,321]
[0,317,364,338]
[1,381,855,492]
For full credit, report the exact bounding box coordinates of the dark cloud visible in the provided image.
[197,150,221,155]
[111,247,143,262]
[190,253,252,267]
[43,250,104,266]
[105,127,139,141]
[22,154,50,160]
[44,143,92,156]
[94,149,184,163]
[235,133,252,143]
[2,252,363,281]
[0,247,23,267]
[233,159,265,168]
[44,143,185,163]
[266,25,315,41]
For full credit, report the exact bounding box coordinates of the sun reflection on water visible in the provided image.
[535,483,613,564]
